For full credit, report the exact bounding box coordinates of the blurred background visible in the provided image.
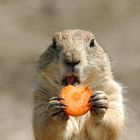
[0,0,140,140]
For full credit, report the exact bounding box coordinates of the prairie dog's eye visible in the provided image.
[89,39,95,48]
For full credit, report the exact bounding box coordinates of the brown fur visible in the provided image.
[33,29,125,140]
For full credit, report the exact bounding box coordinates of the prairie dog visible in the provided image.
[33,29,125,140]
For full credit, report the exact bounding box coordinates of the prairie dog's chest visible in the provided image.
[64,115,88,140]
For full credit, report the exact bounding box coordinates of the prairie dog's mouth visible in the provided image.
[62,75,80,86]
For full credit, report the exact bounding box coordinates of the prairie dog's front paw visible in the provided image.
[47,97,69,122]
[89,91,109,118]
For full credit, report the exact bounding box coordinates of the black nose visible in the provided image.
[65,60,80,67]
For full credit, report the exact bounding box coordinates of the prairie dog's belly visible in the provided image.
[64,115,89,140]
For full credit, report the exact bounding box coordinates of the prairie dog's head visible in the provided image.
[38,29,112,87]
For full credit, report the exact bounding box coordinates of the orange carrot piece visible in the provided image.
[60,85,92,117]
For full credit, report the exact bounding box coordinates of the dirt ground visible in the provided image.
[0,0,140,140]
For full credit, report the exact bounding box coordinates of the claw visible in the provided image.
[51,107,67,117]
[48,102,68,109]
[90,92,103,98]
[91,102,108,109]
[52,110,63,117]
[88,95,108,103]
[50,106,64,112]
[50,97,64,101]
[92,104,108,109]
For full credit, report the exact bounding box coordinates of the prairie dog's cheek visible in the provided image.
[80,51,88,68]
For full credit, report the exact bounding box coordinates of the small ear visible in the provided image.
[89,39,95,48]
[53,32,62,43]
[85,32,94,43]
[51,38,56,49]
